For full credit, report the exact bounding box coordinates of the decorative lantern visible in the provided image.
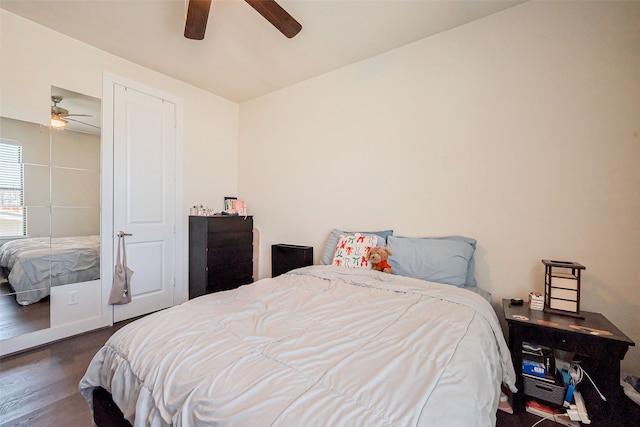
[542,260,585,318]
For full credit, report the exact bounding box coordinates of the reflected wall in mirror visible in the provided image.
[0,119,51,339]
[0,87,101,341]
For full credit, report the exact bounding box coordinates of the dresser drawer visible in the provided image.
[207,232,253,249]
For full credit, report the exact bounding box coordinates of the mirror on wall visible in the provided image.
[0,87,100,341]
[0,119,51,339]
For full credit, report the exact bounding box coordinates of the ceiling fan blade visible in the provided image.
[66,117,101,130]
[245,0,302,38]
[184,0,212,40]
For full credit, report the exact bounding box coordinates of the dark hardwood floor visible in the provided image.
[0,320,637,427]
[0,279,50,340]
[0,320,133,427]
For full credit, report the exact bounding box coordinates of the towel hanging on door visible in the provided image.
[109,234,134,305]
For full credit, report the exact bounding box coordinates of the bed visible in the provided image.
[0,235,100,305]
[80,230,517,426]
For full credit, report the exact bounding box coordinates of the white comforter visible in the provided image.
[0,235,100,305]
[80,266,516,427]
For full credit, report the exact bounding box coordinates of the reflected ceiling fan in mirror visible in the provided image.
[184,0,302,40]
[50,95,93,129]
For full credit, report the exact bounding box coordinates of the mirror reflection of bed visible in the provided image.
[0,87,101,342]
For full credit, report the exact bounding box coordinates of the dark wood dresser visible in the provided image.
[189,215,254,299]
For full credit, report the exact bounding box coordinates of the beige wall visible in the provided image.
[238,1,640,374]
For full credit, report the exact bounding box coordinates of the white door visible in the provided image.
[112,85,176,322]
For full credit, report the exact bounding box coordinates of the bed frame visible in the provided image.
[93,387,132,427]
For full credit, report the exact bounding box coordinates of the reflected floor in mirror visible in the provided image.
[0,278,50,340]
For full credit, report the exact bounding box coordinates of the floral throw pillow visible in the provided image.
[331,233,378,269]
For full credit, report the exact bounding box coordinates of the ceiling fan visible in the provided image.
[50,96,93,129]
[184,0,302,40]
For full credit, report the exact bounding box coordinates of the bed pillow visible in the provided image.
[442,235,477,287]
[387,235,475,287]
[331,233,378,269]
[321,229,392,265]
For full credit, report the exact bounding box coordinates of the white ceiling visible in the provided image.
[1,0,525,103]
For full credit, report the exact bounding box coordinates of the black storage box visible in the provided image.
[271,244,313,277]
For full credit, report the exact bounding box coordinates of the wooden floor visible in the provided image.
[0,321,637,427]
[0,280,50,341]
[0,320,133,427]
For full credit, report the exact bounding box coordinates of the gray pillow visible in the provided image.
[321,229,393,265]
[434,235,478,287]
[387,235,476,287]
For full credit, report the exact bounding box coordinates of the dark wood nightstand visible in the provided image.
[503,299,635,422]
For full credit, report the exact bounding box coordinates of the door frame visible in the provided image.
[101,72,185,325]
